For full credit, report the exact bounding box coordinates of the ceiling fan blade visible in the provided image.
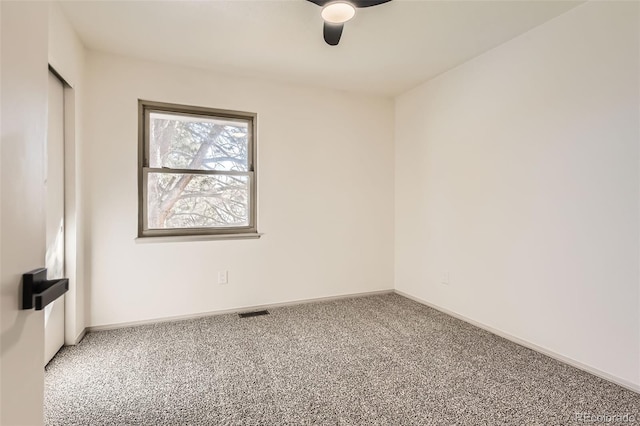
[323,22,344,46]
[307,0,392,8]
[351,0,392,7]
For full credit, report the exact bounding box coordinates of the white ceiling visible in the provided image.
[59,0,583,96]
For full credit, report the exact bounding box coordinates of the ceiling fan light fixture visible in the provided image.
[321,2,356,24]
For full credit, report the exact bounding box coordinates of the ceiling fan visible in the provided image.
[306,0,392,46]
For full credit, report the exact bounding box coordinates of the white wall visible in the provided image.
[48,1,87,345]
[1,2,49,424]
[395,1,640,388]
[84,52,394,327]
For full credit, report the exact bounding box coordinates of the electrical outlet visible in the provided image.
[217,271,228,285]
[441,271,449,285]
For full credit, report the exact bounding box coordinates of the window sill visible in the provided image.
[135,233,262,243]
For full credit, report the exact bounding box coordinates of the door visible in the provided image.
[44,70,65,365]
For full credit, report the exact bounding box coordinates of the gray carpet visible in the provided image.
[45,294,640,425]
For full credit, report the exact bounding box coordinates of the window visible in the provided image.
[138,100,257,238]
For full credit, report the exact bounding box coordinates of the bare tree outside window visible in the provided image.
[139,101,257,238]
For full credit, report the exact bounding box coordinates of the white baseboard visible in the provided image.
[72,328,87,345]
[394,289,640,395]
[87,289,394,332]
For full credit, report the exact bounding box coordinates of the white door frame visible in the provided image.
[48,65,84,347]
[44,70,66,365]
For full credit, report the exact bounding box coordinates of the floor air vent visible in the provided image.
[238,310,270,318]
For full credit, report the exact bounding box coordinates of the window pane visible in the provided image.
[147,173,250,229]
[149,112,249,172]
